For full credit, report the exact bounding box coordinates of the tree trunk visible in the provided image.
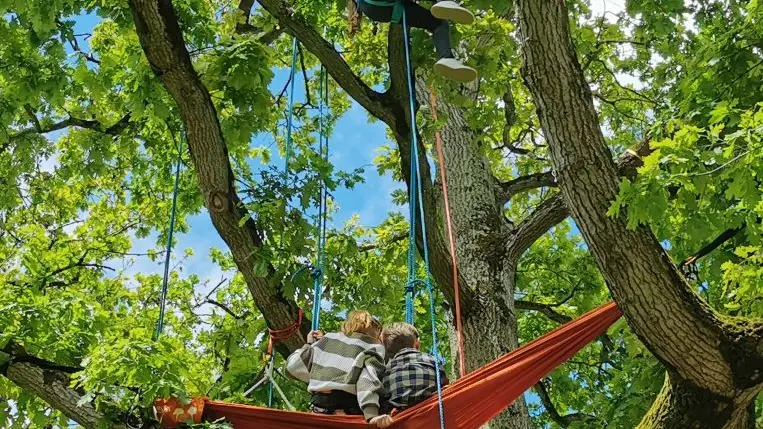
[637,372,760,429]
[515,1,763,428]
[412,78,533,429]
[2,359,127,429]
[128,0,309,354]
[459,273,532,429]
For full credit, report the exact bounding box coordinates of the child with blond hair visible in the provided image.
[286,310,394,427]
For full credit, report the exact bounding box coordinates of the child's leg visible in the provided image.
[430,1,475,25]
[403,1,453,60]
[406,1,477,82]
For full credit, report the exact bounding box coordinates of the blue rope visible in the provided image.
[267,353,275,407]
[311,65,330,331]
[284,37,299,172]
[267,36,300,405]
[401,8,446,429]
[154,135,183,341]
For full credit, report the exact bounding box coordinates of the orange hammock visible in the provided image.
[200,302,622,429]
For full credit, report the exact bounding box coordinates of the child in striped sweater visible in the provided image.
[286,310,394,427]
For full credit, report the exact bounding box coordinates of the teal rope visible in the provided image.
[267,36,300,405]
[154,135,183,341]
[311,66,330,331]
[267,353,275,407]
[401,9,446,429]
[284,37,299,172]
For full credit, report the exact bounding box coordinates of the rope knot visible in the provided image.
[405,279,424,293]
[266,308,303,355]
[310,267,323,280]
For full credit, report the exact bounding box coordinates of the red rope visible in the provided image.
[429,88,467,376]
[267,309,303,355]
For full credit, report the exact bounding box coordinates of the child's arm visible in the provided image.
[357,349,386,421]
[285,331,322,383]
[285,344,312,383]
[369,414,394,428]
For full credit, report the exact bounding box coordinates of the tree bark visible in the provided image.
[515,1,763,428]
[412,78,533,429]
[1,345,127,429]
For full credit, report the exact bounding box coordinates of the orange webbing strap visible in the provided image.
[266,309,304,355]
[428,88,467,376]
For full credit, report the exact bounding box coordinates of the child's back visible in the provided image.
[286,311,388,421]
[381,323,449,410]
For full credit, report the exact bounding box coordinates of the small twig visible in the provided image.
[206,299,247,319]
[358,230,408,252]
[275,74,292,106]
[596,39,647,47]
[198,277,229,304]
[297,44,312,107]
[687,151,749,177]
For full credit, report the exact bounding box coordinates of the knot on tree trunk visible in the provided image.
[207,190,229,212]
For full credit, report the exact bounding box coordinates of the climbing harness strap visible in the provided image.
[358,0,404,24]
[401,8,446,429]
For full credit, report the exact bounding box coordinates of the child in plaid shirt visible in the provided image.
[381,322,449,412]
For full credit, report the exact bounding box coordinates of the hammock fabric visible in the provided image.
[202,302,622,429]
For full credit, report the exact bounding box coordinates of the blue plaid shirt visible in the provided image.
[383,348,449,410]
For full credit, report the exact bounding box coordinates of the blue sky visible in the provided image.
[59,8,400,284]
[127,67,400,288]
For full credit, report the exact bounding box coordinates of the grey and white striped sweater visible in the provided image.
[285,332,386,419]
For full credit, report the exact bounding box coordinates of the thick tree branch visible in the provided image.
[509,193,568,260]
[508,140,652,260]
[7,113,131,143]
[1,342,127,429]
[534,379,595,427]
[128,0,309,355]
[501,171,556,201]
[255,0,397,128]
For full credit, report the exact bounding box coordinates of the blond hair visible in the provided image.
[382,322,419,357]
[342,310,382,338]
